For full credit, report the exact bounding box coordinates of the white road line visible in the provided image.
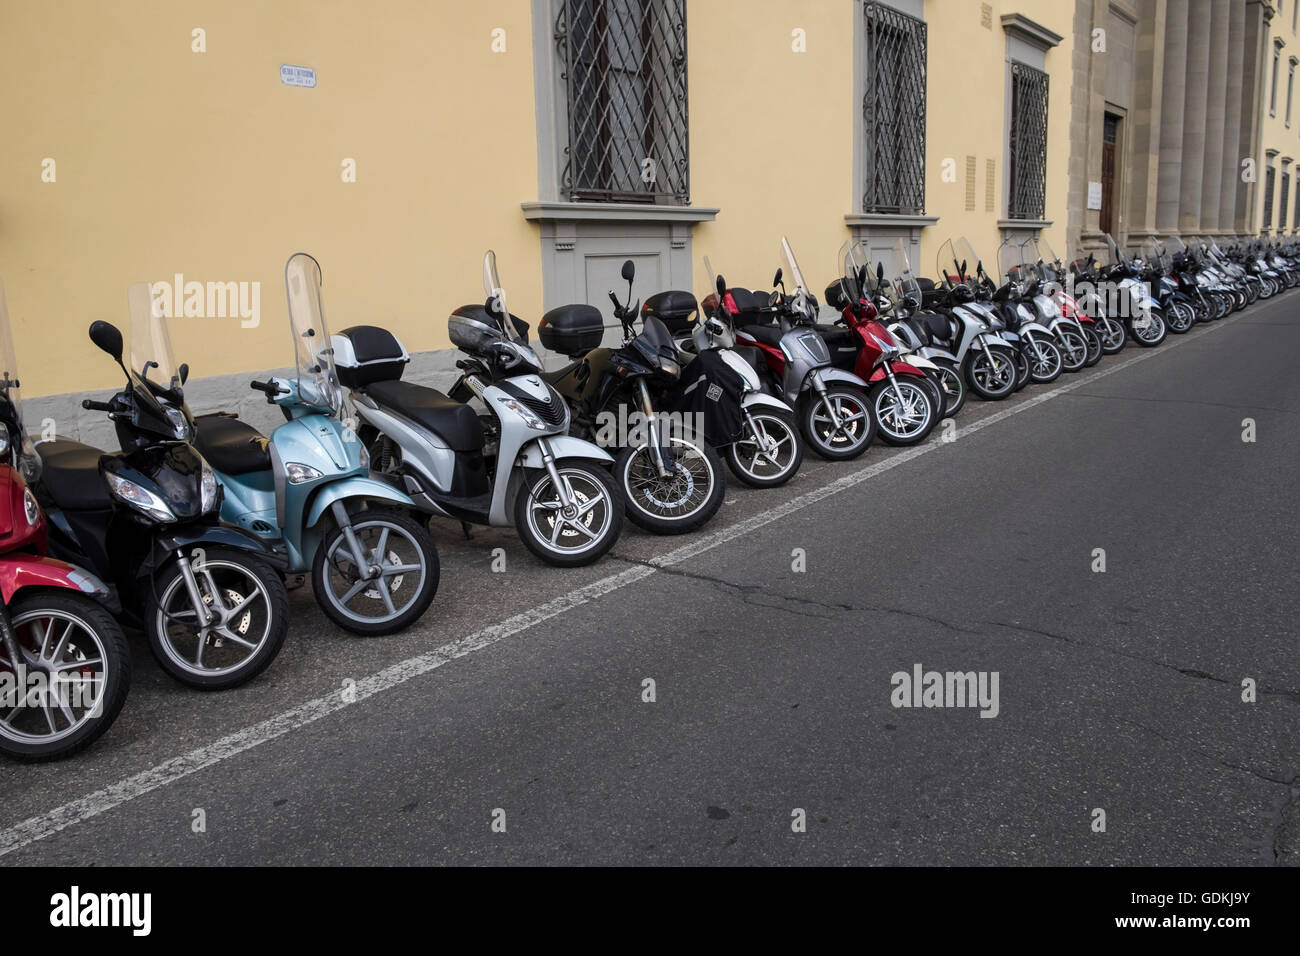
[0,318,1233,858]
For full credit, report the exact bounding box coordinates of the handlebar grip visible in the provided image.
[81,399,113,412]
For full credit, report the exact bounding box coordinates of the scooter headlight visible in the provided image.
[199,461,220,512]
[0,427,10,458]
[104,471,177,523]
[285,461,324,484]
[496,397,546,431]
[23,488,40,526]
[165,406,194,441]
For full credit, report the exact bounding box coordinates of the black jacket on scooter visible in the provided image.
[663,348,746,447]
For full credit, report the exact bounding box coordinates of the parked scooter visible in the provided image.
[893,239,1018,401]
[815,242,943,442]
[1099,233,1167,346]
[645,268,806,487]
[974,250,1066,384]
[1003,239,1089,372]
[0,281,130,759]
[730,238,876,459]
[1027,237,1104,366]
[30,287,290,689]
[345,252,624,560]
[934,236,1034,390]
[1138,238,1196,334]
[191,254,440,634]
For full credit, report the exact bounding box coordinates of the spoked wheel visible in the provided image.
[869,378,935,446]
[1010,345,1031,390]
[1024,336,1063,384]
[616,438,725,534]
[149,548,288,689]
[915,372,948,421]
[1097,316,1127,354]
[0,594,130,761]
[1166,300,1196,334]
[1129,308,1167,347]
[1056,327,1089,371]
[928,362,966,418]
[799,385,874,460]
[313,508,440,635]
[515,461,623,565]
[1081,324,1103,367]
[963,347,1017,400]
[725,409,803,488]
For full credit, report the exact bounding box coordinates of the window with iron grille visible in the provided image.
[1294,178,1299,230]
[862,2,927,215]
[1263,165,1275,231]
[555,0,689,203]
[1007,61,1050,221]
[1281,172,1292,232]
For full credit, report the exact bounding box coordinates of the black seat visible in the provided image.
[727,288,770,313]
[36,439,112,510]
[193,414,272,476]
[363,380,484,451]
[739,322,785,347]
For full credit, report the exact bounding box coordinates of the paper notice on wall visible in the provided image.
[280,65,317,88]
[1087,182,1103,210]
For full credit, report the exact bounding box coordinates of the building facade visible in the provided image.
[0,1,1277,442]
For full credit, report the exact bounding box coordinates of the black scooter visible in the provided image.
[29,319,290,690]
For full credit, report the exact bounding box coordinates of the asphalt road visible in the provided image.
[2,293,1298,866]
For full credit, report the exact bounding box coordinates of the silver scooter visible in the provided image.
[338,251,624,567]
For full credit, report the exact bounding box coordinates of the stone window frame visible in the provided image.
[997,13,1063,239]
[1289,57,1298,127]
[1272,38,1284,116]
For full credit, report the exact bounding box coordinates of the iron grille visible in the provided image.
[1293,174,1299,230]
[862,2,927,215]
[1263,165,1275,231]
[1281,173,1292,232]
[556,0,689,203]
[1008,61,1050,221]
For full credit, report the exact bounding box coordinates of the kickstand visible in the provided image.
[460,521,474,540]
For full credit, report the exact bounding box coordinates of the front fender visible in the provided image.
[0,556,113,605]
[304,476,415,529]
[516,435,615,468]
[813,367,871,390]
[740,391,794,413]
[155,522,291,571]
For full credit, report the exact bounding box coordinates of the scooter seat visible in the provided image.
[738,322,784,347]
[35,439,111,510]
[363,379,484,452]
[193,414,272,476]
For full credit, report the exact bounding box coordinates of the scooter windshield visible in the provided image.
[482,250,522,343]
[890,238,922,303]
[1020,238,1054,285]
[937,237,981,291]
[128,282,182,391]
[0,279,24,426]
[997,239,1028,286]
[285,252,340,415]
[1102,233,1126,268]
[838,240,869,303]
[781,236,809,295]
[0,279,40,479]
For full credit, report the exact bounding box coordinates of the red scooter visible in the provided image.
[0,281,129,760]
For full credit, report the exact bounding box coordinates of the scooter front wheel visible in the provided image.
[148,548,288,690]
[725,409,803,488]
[1098,317,1127,353]
[313,507,440,635]
[1166,301,1196,334]
[928,361,966,417]
[1081,325,1103,367]
[515,461,623,566]
[0,593,131,761]
[1056,328,1089,371]
[1129,309,1167,347]
[963,347,1017,400]
[1024,337,1063,384]
[616,438,725,534]
[799,385,874,460]
[869,378,935,447]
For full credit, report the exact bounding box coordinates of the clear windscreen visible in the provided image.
[482,249,520,342]
[998,239,1026,285]
[1021,238,1052,283]
[128,282,181,389]
[781,236,808,294]
[1103,233,1124,267]
[891,238,920,300]
[0,278,21,420]
[284,252,339,413]
[1141,238,1167,270]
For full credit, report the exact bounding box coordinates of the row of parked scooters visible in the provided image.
[2,231,1291,761]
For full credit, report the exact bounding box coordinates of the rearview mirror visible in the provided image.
[716,274,727,297]
[88,321,124,364]
[178,362,190,385]
[772,267,783,287]
[877,262,885,282]
[621,260,635,283]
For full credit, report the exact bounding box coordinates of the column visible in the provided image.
[1178,3,1211,231]
[1156,0,1188,232]
[1220,0,1246,232]
[1200,0,1231,231]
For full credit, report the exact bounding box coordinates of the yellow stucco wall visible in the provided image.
[0,0,542,399]
[1257,6,1300,232]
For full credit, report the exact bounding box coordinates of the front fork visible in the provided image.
[533,436,577,511]
[804,369,845,431]
[0,603,27,688]
[637,379,672,478]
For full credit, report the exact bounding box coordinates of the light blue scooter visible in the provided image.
[192,253,440,635]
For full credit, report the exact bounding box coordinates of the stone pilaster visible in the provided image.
[1126,0,1166,238]
[1178,2,1211,231]
[1156,0,1189,232]
[1220,0,1246,232]
[1200,0,1231,231]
